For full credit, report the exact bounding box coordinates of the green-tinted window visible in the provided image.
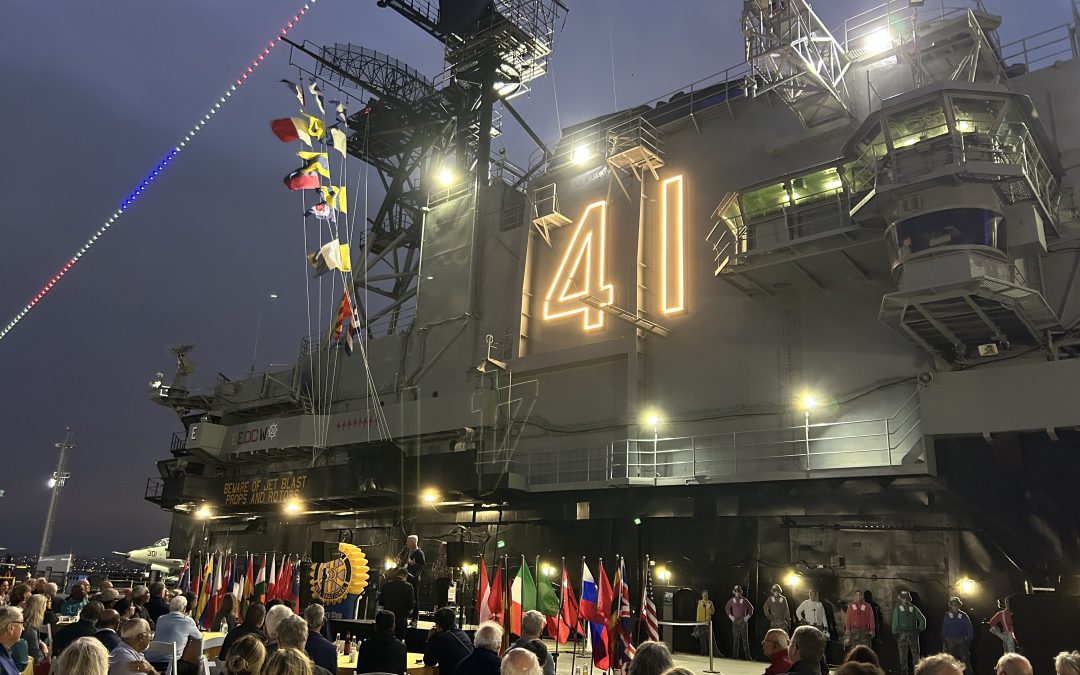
[888,100,948,148]
[741,182,789,220]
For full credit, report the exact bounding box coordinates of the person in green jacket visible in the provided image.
[892,590,927,675]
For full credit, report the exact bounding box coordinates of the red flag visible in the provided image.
[592,560,614,671]
[270,117,311,145]
[275,556,292,605]
[548,562,579,644]
[488,563,504,623]
[477,560,492,623]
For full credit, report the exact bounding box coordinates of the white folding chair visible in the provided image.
[147,640,178,675]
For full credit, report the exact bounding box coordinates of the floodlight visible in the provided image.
[571,146,594,165]
[864,29,893,55]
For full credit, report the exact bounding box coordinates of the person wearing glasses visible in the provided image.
[761,628,792,675]
[0,606,24,675]
[108,618,157,675]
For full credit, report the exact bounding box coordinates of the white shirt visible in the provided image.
[109,643,149,675]
[797,600,827,626]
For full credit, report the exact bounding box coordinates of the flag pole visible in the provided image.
[637,555,648,645]
[573,556,584,675]
[554,556,565,661]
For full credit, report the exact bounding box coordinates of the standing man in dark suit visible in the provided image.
[399,535,425,621]
[355,610,407,675]
[380,570,415,642]
[94,609,123,652]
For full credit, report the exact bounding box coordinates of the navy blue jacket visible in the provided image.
[306,630,338,674]
[95,628,123,653]
[454,647,500,675]
[423,627,473,675]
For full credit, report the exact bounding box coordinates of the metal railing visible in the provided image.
[483,389,925,489]
[1000,23,1079,71]
[145,477,164,501]
[838,0,993,52]
[170,431,187,453]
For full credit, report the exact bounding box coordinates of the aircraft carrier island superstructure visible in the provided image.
[146,0,1080,665]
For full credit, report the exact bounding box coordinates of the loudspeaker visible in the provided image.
[311,541,340,563]
[445,541,480,568]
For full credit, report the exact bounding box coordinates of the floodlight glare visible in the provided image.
[656,567,672,582]
[384,559,396,570]
[436,167,455,187]
[800,393,819,411]
[864,29,893,55]
[195,505,213,520]
[421,489,440,504]
[957,577,977,595]
[785,572,802,587]
[46,478,56,489]
[645,412,662,428]
[571,146,594,165]
[283,499,302,515]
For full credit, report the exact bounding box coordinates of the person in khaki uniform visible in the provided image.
[892,591,926,675]
[696,590,719,656]
[764,584,791,631]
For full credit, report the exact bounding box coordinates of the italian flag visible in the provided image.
[253,554,268,604]
[510,558,537,636]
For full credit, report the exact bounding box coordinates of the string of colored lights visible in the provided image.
[0,1,318,344]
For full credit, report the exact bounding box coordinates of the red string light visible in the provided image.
[0,1,319,344]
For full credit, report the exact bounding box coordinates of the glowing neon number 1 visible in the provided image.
[543,201,613,330]
[661,175,686,314]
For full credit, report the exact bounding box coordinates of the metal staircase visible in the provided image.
[742,0,852,128]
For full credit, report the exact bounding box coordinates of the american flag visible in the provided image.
[612,557,636,670]
[641,557,660,642]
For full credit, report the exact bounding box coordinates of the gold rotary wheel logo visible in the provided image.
[310,543,370,604]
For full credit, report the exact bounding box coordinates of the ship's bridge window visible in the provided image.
[887,100,948,149]
[885,207,1006,269]
[951,96,1008,135]
[740,181,789,221]
[792,167,844,205]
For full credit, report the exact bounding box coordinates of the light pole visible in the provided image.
[646,413,662,483]
[800,394,818,472]
[38,427,74,568]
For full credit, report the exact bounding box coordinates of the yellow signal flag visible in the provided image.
[321,185,349,214]
[339,243,352,273]
[305,114,325,139]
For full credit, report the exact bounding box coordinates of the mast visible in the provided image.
[38,427,75,565]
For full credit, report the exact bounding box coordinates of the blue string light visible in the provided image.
[0,2,317,344]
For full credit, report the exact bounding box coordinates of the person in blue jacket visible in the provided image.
[941,597,974,675]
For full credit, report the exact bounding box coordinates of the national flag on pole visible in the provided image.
[253,554,268,604]
[591,560,613,671]
[191,554,202,601]
[194,554,213,627]
[611,557,636,670]
[276,556,292,606]
[537,565,561,631]
[641,558,659,642]
[580,561,599,623]
[510,558,537,636]
[549,561,578,644]
[267,555,278,602]
[487,563,504,623]
[177,558,191,593]
[231,556,243,598]
[218,556,233,613]
[477,560,492,623]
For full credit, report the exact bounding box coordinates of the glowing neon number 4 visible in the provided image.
[543,201,613,330]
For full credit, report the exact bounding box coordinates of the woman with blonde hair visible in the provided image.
[223,633,266,675]
[261,646,314,675]
[54,636,109,675]
[22,593,50,663]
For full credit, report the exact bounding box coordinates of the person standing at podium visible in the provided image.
[399,536,426,623]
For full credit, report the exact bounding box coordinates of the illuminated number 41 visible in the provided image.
[543,176,686,331]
